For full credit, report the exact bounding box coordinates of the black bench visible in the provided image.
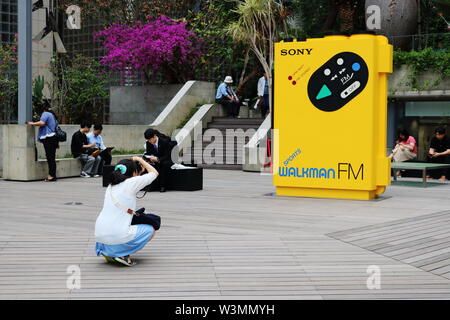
[102,165,203,191]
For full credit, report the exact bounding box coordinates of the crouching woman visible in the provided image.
[95,156,158,266]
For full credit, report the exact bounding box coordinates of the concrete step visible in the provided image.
[189,158,245,164]
[192,141,250,148]
[207,124,262,130]
[199,132,256,138]
[182,155,244,165]
[198,164,243,170]
[188,151,244,158]
[211,117,264,125]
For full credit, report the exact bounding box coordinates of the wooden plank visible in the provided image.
[2,171,450,299]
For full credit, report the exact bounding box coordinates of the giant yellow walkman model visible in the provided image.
[273,34,393,200]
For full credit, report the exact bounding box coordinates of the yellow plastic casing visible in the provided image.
[273,34,393,200]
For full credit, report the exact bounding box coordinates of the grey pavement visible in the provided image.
[1,170,450,299]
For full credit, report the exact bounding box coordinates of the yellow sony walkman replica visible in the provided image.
[273,34,393,200]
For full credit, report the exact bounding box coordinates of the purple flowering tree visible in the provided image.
[95,16,203,83]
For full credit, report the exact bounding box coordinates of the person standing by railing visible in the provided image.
[27,100,59,182]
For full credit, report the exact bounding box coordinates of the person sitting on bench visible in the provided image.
[215,76,241,118]
[144,129,174,193]
[390,129,417,163]
[87,123,112,176]
[427,127,450,181]
[71,120,101,178]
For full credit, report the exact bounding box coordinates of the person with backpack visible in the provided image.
[27,100,59,182]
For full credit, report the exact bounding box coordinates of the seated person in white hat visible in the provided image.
[215,76,241,118]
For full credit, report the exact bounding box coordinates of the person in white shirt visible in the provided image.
[95,156,159,266]
[257,72,270,118]
[87,123,111,176]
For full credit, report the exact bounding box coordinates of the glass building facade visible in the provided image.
[0,0,17,44]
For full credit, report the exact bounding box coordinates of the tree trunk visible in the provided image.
[321,0,339,32]
[235,69,259,96]
[238,47,250,86]
[338,1,357,32]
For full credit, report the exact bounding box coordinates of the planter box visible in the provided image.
[389,65,450,98]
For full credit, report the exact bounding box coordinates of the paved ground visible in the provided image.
[1,170,450,300]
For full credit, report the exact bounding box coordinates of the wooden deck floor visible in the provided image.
[328,210,450,279]
[1,170,450,299]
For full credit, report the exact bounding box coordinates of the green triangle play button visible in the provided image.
[316,84,332,100]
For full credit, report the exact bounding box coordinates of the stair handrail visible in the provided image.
[243,115,272,171]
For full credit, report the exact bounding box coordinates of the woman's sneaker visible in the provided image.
[101,254,115,263]
[80,171,91,178]
[114,256,137,267]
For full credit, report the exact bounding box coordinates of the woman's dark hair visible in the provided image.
[397,129,410,142]
[435,127,446,135]
[110,159,139,186]
[40,100,58,122]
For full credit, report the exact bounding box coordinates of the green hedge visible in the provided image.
[394,48,450,78]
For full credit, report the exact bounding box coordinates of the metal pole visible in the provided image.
[18,0,33,124]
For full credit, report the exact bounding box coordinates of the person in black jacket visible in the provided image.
[71,120,101,178]
[144,129,174,192]
[427,127,450,180]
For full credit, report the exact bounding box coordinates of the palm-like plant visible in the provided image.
[226,0,288,115]
[32,75,45,108]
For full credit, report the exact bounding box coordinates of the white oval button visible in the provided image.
[341,81,361,99]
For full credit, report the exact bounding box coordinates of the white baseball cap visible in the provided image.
[224,76,233,83]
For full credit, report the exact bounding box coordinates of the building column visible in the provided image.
[18,0,33,124]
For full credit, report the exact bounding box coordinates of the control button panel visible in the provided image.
[307,52,369,112]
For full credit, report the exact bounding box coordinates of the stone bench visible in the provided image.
[2,125,145,181]
[6,154,139,181]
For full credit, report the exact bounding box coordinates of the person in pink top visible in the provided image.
[390,129,417,163]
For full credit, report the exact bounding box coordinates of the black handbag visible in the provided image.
[53,117,67,142]
[55,125,67,142]
[132,210,161,231]
[109,187,162,231]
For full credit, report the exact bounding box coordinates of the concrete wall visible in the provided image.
[2,125,143,181]
[389,65,450,99]
[0,125,149,177]
[109,84,184,125]
[33,124,150,160]
[32,0,53,98]
[0,80,215,177]
[150,81,215,136]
